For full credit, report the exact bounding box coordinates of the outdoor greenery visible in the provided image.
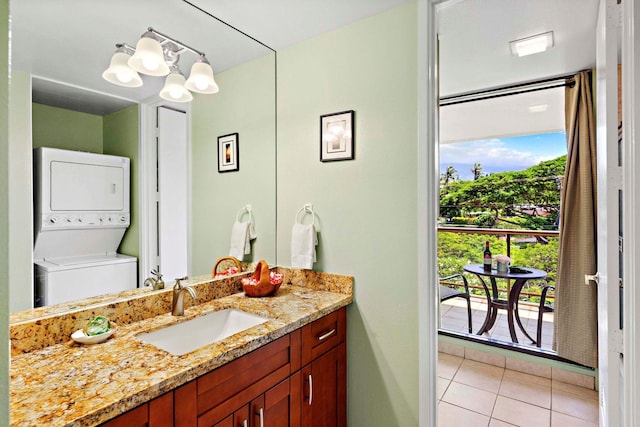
[438,155,566,304]
[440,155,566,230]
[438,232,557,303]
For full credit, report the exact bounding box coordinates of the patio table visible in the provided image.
[463,263,547,343]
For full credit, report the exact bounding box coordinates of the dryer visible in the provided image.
[33,147,137,306]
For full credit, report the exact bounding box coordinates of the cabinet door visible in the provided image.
[100,404,148,427]
[100,391,173,427]
[207,405,249,427]
[301,343,346,427]
[233,405,249,427]
[250,378,291,426]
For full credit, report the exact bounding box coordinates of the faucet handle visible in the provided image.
[174,276,189,288]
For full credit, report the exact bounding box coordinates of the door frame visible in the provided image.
[418,1,439,426]
[421,0,640,425]
[621,0,640,424]
[595,0,623,425]
[139,98,192,286]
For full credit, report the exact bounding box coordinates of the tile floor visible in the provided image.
[438,352,599,426]
[440,296,554,351]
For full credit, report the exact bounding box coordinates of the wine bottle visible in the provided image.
[483,241,492,272]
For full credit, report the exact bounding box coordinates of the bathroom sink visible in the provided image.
[136,308,269,355]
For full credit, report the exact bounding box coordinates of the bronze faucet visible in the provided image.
[172,276,197,316]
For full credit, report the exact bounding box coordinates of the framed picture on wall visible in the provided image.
[218,133,239,172]
[320,110,355,162]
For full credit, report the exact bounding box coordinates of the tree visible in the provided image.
[440,165,458,186]
[471,163,483,180]
[439,155,566,229]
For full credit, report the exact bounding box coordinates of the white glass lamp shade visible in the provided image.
[184,57,219,94]
[159,72,193,103]
[128,34,170,76]
[102,51,143,87]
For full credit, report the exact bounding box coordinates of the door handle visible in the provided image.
[585,272,600,285]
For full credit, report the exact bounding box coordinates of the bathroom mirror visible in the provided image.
[9,0,276,313]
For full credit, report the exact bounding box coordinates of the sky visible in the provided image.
[439,131,567,181]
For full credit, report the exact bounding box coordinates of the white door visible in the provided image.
[621,0,640,424]
[156,107,189,281]
[595,0,623,425]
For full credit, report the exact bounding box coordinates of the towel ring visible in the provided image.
[295,204,316,226]
[236,205,255,224]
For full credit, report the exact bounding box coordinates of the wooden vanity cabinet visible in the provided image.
[174,332,300,426]
[102,308,346,427]
[296,307,347,427]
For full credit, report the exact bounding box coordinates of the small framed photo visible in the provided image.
[218,133,239,173]
[320,110,354,162]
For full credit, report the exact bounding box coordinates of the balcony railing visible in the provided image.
[438,226,559,305]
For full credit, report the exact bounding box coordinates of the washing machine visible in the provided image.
[33,147,137,307]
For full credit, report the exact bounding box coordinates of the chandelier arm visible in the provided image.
[148,27,206,58]
[116,43,137,55]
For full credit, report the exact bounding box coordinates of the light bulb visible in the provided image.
[142,57,160,71]
[116,71,133,83]
[195,79,209,91]
[169,88,183,99]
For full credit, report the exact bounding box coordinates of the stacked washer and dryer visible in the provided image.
[33,147,137,307]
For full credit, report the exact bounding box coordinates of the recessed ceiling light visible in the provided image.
[510,31,554,57]
[528,104,549,113]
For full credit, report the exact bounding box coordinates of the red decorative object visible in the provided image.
[242,260,283,297]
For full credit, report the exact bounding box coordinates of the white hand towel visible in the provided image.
[229,221,251,260]
[291,223,318,269]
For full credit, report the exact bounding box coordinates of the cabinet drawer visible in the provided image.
[302,307,346,366]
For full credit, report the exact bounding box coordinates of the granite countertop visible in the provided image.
[10,268,353,427]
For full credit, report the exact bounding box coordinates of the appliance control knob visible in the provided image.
[65,217,72,223]
[77,217,83,223]
[119,216,127,223]
[49,216,58,224]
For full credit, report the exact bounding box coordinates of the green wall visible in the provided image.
[276,4,419,425]
[103,104,140,261]
[1,0,9,422]
[191,53,277,273]
[32,103,103,152]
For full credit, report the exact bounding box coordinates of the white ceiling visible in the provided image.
[11,0,600,118]
[438,0,599,97]
[440,87,565,144]
[437,0,599,143]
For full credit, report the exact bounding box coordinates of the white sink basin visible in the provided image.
[136,309,269,355]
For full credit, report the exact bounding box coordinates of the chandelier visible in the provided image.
[102,27,219,103]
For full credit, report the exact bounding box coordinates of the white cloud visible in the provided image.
[440,139,547,168]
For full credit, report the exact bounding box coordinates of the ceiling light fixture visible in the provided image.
[528,104,549,113]
[509,31,554,57]
[103,27,219,102]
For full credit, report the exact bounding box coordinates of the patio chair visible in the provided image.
[439,274,473,333]
[536,285,555,348]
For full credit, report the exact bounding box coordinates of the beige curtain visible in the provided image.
[554,71,598,368]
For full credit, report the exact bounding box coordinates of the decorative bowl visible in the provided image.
[242,260,284,297]
[71,327,115,345]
